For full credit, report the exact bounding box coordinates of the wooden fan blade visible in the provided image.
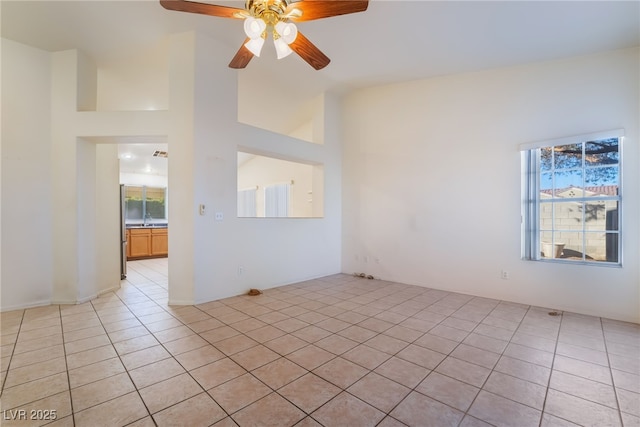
[159,0,245,19]
[290,32,330,70]
[286,0,368,22]
[229,38,254,69]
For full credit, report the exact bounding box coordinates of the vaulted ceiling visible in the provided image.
[3,1,639,96]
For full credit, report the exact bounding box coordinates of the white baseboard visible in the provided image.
[168,299,194,306]
[0,299,52,313]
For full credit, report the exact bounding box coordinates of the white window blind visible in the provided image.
[238,188,257,217]
[265,183,290,217]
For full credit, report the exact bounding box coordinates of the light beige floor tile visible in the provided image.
[313,357,369,389]
[200,325,241,343]
[435,357,491,388]
[64,334,111,355]
[342,344,391,370]
[494,355,551,386]
[163,333,208,355]
[381,325,423,343]
[613,368,640,393]
[316,317,351,333]
[4,357,67,388]
[152,392,226,426]
[208,373,271,414]
[287,345,335,370]
[9,344,65,369]
[74,392,148,427]
[450,344,501,369]
[373,356,429,389]
[618,388,640,417]
[416,371,480,411]
[214,334,259,356]
[279,373,341,413]
[187,317,225,333]
[63,326,106,343]
[469,390,541,427]
[71,372,135,412]
[107,325,148,343]
[540,413,582,426]
[3,261,637,427]
[174,344,225,371]
[232,392,306,427]
[553,355,613,385]
[413,333,458,354]
[191,357,247,390]
[139,373,203,414]
[484,371,547,409]
[68,357,126,388]
[253,357,307,389]
[544,389,621,427]
[129,357,185,389]
[66,344,117,370]
[230,344,281,371]
[550,370,618,408]
[13,334,63,355]
[16,326,62,342]
[0,391,71,426]
[365,334,409,355]
[396,344,446,369]
[264,334,308,355]
[1,372,69,409]
[292,325,333,343]
[120,344,171,370]
[348,372,410,413]
[273,318,310,333]
[230,318,267,333]
[152,325,194,343]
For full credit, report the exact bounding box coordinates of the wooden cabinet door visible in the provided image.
[151,228,168,256]
[129,229,151,258]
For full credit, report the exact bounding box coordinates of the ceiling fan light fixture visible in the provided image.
[274,21,297,44]
[274,36,293,59]
[243,16,266,39]
[245,37,265,57]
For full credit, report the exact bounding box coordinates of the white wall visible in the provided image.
[183,33,342,305]
[1,39,53,310]
[343,48,640,323]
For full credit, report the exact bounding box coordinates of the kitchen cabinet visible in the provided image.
[127,227,168,260]
[151,228,168,256]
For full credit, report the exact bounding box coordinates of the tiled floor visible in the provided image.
[1,259,639,427]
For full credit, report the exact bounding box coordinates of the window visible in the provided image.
[124,185,167,224]
[521,130,622,265]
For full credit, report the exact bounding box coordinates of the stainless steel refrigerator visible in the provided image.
[120,184,127,279]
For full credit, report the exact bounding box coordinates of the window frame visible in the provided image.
[521,129,623,266]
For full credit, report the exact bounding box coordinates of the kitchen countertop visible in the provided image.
[126,224,168,229]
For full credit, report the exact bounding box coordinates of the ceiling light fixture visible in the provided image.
[160,0,369,70]
[242,6,297,60]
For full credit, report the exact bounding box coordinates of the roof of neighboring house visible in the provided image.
[540,185,619,197]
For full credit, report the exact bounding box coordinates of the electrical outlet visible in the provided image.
[215,212,224,221]
[238,266,244,276]
[501,270,509,280]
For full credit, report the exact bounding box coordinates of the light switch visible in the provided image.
[215,212,224,221]
[199,204,206,215]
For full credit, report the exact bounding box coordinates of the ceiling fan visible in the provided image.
[160,0,369,70]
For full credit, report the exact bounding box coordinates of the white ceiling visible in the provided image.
[3,0,639,96]
[3,1,638,176]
